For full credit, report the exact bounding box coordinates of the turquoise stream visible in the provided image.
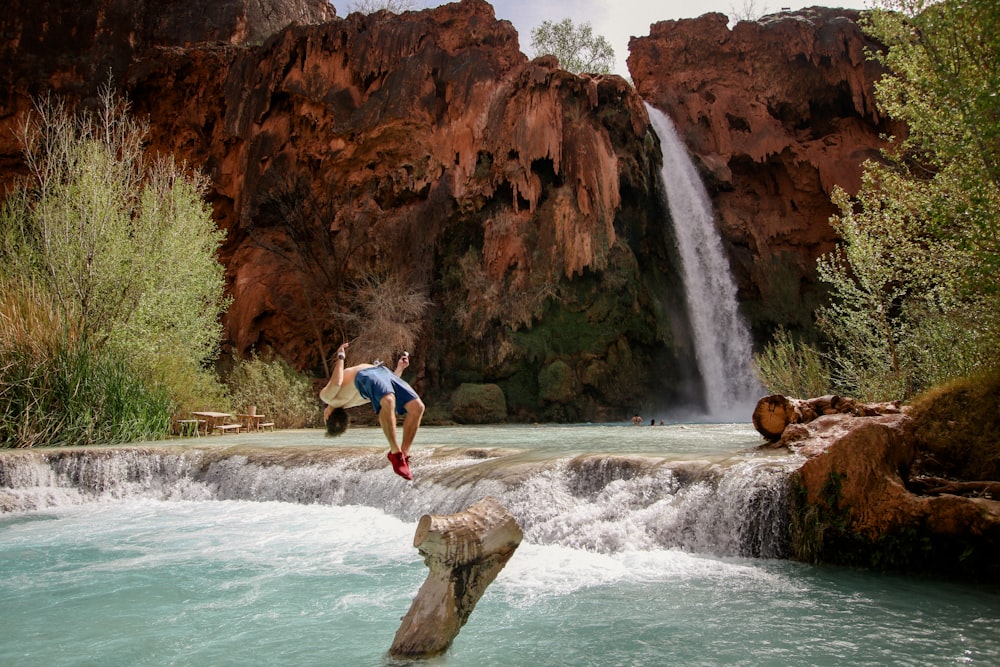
[1,424,998,666]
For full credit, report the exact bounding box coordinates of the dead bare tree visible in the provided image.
[244,173,431,375]
[730,0,770,23]
[332,271,431,365]
[243,174,368,376]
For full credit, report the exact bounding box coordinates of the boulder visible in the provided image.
[538,359,577,403]
[451,383,507,424]
[784,412,1000,580]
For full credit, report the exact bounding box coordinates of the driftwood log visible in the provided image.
[752,394,902,442]
[908,476,1000,498]
[389,496,523,660]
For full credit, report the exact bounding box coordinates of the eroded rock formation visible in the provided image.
[1,0,692,420]
[764,404,1000,579]
[630,8,899,340]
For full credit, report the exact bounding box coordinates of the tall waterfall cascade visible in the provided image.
[646,103,761,416]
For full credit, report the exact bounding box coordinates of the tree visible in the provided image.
[813,0,1000,400]
[530,18,615,75]
[344,0,417,15]
[730,0,770,23]
[865,0,1000,295]
[0,84,229,416]
[331,271,431,366]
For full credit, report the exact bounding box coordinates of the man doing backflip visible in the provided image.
[319,342,425,480]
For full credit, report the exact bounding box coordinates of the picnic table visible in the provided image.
[191,411,239,435]
[238,413,272,432]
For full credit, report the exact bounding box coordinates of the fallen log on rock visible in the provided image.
[389,496,523,660]
[752,393,902,442]
[908,476,1000,499]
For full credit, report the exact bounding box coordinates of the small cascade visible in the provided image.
[646,103,761,417]
[0,446,798,559]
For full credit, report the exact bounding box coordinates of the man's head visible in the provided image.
[325,407,349,437]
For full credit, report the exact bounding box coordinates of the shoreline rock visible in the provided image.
[754,396,1000,581]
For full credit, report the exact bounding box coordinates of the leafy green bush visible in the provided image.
[0,85,229,437]
[816,1,1000,401]
[753,327,831,398]
[225,354,319,429]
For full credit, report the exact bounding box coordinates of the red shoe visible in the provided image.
[387,451,412,480]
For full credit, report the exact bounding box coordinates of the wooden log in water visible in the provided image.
[752,394,815,441]
[752,393,901,442]
[389,496,523,659]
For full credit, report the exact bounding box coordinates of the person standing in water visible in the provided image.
[319,342,425,480]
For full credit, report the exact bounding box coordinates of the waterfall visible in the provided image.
[646,103,761,417]
[0,445,795,559]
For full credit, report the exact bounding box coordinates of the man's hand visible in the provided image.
[336,342,349,361]
[395,351,410,375]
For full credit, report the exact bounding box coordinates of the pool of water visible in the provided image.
[190,421,766,459]
[1,499,996,666]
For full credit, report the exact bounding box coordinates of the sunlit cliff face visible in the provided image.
[629,8,898,340]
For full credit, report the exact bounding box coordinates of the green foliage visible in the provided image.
[530,18,615,75]
[225,354,319,429]
[0,278,171,447]
[815,0,1000,400]
[865,0,1000,296]
[753,327,831,398]
[0,85,229,438]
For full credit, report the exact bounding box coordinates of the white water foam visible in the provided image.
[0,442,798,559]
[646,103,762,418]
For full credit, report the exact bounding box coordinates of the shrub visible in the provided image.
[908,370,1000,481]
[753,327,831,398]
[0,85,229,434]
[226,353,319,429]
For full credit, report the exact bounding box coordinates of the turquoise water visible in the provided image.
[1,425,998,665]
[219,422,765,457]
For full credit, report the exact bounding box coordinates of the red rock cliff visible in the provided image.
[629,7,898,339]
[1,0,685,420]
[0,2,894,421]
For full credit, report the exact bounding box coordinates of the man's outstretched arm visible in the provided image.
[320,342,350,404]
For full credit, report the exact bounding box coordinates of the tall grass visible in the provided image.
[753,327,832,399]
[0,278,171,447]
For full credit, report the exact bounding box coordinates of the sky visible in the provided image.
[401,0,874,76]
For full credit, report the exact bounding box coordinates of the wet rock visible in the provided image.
[785,412,1000,580]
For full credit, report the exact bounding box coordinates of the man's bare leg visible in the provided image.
[400,397,425,458]
[379,394,400,453]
